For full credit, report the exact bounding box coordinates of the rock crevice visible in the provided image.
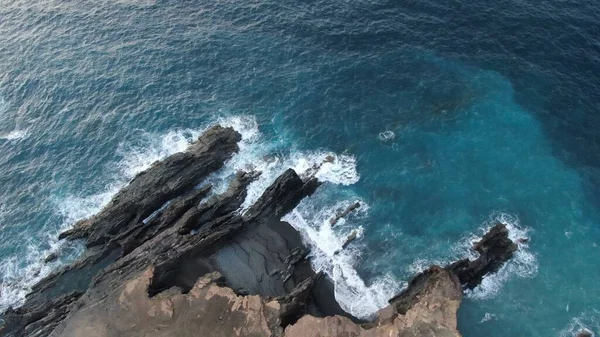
[1,125,519,337]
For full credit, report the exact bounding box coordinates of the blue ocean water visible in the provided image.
[1,0,600,336]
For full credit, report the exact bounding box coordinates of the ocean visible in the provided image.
[1,0,599,336]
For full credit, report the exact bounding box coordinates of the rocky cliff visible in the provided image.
[0,125,517,337]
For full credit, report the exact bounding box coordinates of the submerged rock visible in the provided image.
[342,230,358,249]
[330,201,361,226]
[577,329,594,337]
[44,252,59,264]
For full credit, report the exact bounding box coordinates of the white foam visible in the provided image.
[479,312,497,323]
[0,129,29,141]
[199,115,269,196]
[378,130,395,142]
[0,114,376,315]
[0,185,121,311]
[283,199,404,319]
[189,115,360,210]
[464,212,538,300]
[185,115,389,319]
[116,128,207,179]
[407,212,538,300]
[0,124,215,311]
[558,310,599,337]
[195,117,386,319]
[0,98,29,142]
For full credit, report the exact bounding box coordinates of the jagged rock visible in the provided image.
[446,223,518,289]
[58,125,241,247]
[44,252,59,264]
[0,291,82,337]
[330,201,361,226]
[177,170,260,235]
[0,124,521,337]
[342,229,358,249]
[2,133,336,337]
[244,168,321,223]
[285,266,463,337]
[277,272,321,327]
[120,184,212,255]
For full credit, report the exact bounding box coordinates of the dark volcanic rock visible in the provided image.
[58,125,241,247]
[277,272,321,327]
[244,168,321,223]
[0,123,521,337]
[119,184,212,256]
[177,170,260,235]
[0,291,82,337]
[330,201,361,226]
[446,223,518,289]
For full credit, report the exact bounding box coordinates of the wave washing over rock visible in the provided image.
[0,125,212,311]
[283,199,404,319]
[0,122,522,337]
[203,116,399,319]
[406,212,537,301]
[204,116,401,319]
[559,310,600,337]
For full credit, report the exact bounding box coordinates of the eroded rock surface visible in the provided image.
[56,269,297,337]
[58,125,241,247]
[0,125,519,337]
[285,266,462,337]
[446,223,518,289]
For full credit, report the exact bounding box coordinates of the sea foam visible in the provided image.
[407,212,538,301]
[0,98,28,142]
[201,115,399,319]
[0,124,211,311]
[558,310,599,337]
[0,129,29,141]
[283,199,404,319]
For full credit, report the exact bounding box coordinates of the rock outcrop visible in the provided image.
[286,266,462,337]
[0,125,519,337]
[58,125,241,247]
[446,223,518,289]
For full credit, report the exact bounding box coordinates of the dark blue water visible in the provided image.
[1,0,600,336]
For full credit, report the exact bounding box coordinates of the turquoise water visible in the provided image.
[1,1,600,336]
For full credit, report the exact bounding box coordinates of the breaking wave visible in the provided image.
[283,199,404,319]
[407,212,538,300]
[0,129,29,141]
[201,115,399,319]
[0,124,211,311]
[558,310,599,337]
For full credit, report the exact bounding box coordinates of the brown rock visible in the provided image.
[285,266,462,337]
[577,329,594,337]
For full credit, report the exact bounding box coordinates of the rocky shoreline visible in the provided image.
[1,126,518,337]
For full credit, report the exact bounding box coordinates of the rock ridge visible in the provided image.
[0,125,519,337]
